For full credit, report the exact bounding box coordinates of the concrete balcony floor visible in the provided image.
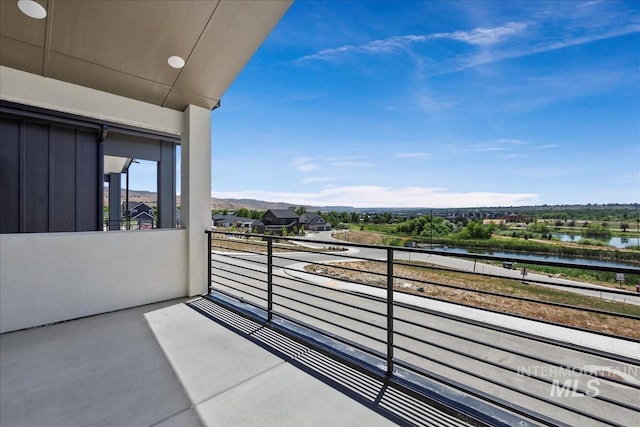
[0,298,471,427]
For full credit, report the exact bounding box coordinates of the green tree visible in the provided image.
[583,223,612,238]
[528,222,550,234]
[235,208,250,218]
[457,221,494,239]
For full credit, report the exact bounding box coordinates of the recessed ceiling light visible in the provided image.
[168,56,185,69]
[17,0,46,19]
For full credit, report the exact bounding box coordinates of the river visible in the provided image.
[552,233,640,249]
[419,245,639,269]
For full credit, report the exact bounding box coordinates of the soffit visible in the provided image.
[0,0,292,111]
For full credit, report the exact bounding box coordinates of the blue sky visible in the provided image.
[171,0,639,208]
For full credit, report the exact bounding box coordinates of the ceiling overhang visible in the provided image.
[0,0,292,111]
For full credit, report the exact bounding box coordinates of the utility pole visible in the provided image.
[430,209,433,249]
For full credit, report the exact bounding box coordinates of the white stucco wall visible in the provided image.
[0,67,213,332]
[0,230,188,333]
[0,66,183,135]
[182,105,212,296]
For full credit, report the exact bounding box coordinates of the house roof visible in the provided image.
[301,212,322,219]
[132,211,154,220]
[0,1,292,111]
[212,214,236,221]
[306,217,324,225]
[125,202,152,211]
[266,209,299,219]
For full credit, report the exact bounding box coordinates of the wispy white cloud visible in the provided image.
[295,10,639,77]
[533,144,560,150]
[471,139,526,152]
[213,186,539,208]
[296,35,427,63]
[295,22,526,63]
[395,152,431,158]
[418,95,457,112]
[433,22,527,45]
[290,157,318,172]
[444,22,640,76]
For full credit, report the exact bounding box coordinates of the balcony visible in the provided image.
[203,230,640,426]
[2,229,638,426]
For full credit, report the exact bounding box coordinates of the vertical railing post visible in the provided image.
[206,231,212,295]
[267,237,273,322]
[386,247,394,377]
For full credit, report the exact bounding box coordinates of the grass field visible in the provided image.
[305,260,640,339]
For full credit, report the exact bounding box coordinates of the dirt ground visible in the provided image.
[305,260,640,339]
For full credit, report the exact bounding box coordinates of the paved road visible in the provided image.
[210,234,640,426]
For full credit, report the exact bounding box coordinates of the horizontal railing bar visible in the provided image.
[271,300,387,346]
[206,230,640,274]
[393,288,640,345]
[394,258,639,297]
[393,314,640,391]
[392,329,638,411]
[211,269,267,294]
[215,245,638,353]
[272,268,392,305]
[271,290,387,333]
[270,308,388,361]
[390,271,640,320]
[280,262,387,293]
[273,253,388,277]
[211,242,268,257]
[211,279,267,304]
[391,358,579,427]
[211,279,266,302]
[213,254,638,361]
[212,252,271,270]
[270,250,385,266]
[215,255,267,274]
[218,263,385,316]
[210,287,267,314]
[220,241,638,320]
[392,348,620,426]
[270,277,386,319]
[212,268,266,292]
[390,297,639,363]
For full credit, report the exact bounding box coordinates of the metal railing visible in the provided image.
[103,218,156,230]
[204,230,640,426]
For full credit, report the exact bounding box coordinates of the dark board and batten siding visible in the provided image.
[1,101,179,233]
[0,116,101,233]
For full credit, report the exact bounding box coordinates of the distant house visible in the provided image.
[212,214,264,233]
[122,202,155,228]
[261,209,300,234]
[299,212,331,232]
[212,214,236,228]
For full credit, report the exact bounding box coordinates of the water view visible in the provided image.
[425,245,638,269]
[552,233,640,249]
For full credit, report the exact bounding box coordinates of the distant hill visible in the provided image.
[210,198,306,211]
[104,188,638,215]
[103,188,326,211]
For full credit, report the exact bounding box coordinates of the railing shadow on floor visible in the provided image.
[187,296,536,427]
